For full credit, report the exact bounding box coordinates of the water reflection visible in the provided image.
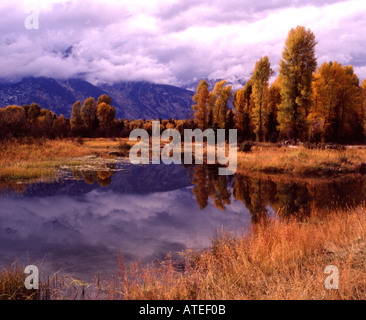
[73,164,116,188]
[1,162,366,280]
[190,164,366,222]
[0,163,250,279]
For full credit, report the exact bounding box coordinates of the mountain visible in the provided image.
[0,77,194,120]
[100,82,193,120]
[182,77,247,92]
[0,78,76,116]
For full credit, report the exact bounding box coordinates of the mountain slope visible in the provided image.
[0,77,194,120]
[100,82,194,119]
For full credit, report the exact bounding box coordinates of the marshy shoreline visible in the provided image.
[1,138,366,300]
[1,138,366,186]
[1,206,366,300]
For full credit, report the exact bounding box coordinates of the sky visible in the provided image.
[0,0,365,87]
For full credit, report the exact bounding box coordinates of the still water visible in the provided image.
[0,162,365,279]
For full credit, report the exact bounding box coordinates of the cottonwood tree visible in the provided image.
[362,79,366,135]
[278,26,317,141]
[81,97,98,136]
[266,77,282,142]
[192,79,209,130]
[71,100,84,135]
[310,62,364,143]
[234,81,255,141]
[97,102,116,135]
[97,94,112,106]
[1,105,28,137]
[212,80,232,129]
[251,56,273,141]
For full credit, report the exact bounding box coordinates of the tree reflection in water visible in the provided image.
[71,162,366,224]
[190,164,366,223]
[73,163,116,188]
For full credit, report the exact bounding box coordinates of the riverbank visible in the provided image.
[237,143,366,176]
[1,206,366,300]
[0,138,133,190]
[1,139,366,190]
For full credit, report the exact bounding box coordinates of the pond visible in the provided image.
[0,162,365,280]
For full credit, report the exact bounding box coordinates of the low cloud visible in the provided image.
[0,0,365,86]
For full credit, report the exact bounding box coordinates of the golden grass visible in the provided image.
[0,138,133,186]
[1,207,366,300]
[0,262,92,300]
[102,207,366,300]
[237,144,366,176]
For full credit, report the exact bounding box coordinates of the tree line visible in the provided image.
[192,26,366,144]
[0,94,198,140]
[1,26,365,144]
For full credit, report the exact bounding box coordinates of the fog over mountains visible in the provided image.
[0,77,196,120]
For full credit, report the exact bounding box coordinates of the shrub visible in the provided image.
[118,141,131,156]
[239,141,254,153]
[76,137,84,145]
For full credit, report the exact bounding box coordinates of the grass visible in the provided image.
[237,144,366,176]
[1,206,366,300]
[2,139,365,185]
[0,262,64,300]
[0,138,134,189]
[100,207,366,300]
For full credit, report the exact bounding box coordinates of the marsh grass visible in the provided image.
[0,261,96,300]
[1,207,366,300]
[101,207,366,300]
[237,144,366,176]
[0,138,133,188]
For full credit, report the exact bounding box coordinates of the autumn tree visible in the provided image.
[251,56,273,141]
[278,26,317,141]
[310,62,364,143]
[23,103,41,136]
[81,97,98,136]
[97,94,112,106]
[362,79,366,135]
[226,108,235,132]
[71,100,84,135]
[53,114,69,138]
[192,79,209,130]
[267,77,281,142]
[38,109,57,138]
[1,105,28,137]
[192,165,209,210]
[97,102,116,135]
[212,80,232,129]
[233,88,246,139]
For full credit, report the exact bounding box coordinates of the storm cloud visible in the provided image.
[0,0,365,87]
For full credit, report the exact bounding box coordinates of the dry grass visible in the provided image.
[0,138,133,186]
[101,207,366,300]
[1,207,366,300]
[0,262,94,300]
[237,144,366,176]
